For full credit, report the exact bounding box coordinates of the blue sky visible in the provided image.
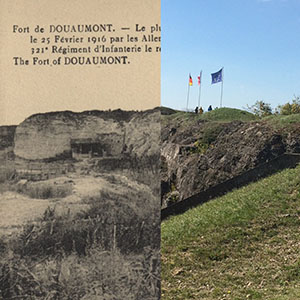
[161,0,300,112]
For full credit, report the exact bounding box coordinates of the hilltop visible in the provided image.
[161,107,257,122]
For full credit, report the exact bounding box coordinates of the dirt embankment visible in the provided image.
[161,116,300,207]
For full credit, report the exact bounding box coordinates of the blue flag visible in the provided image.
[211,68,223,84]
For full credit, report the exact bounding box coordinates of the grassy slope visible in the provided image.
[162,107,300,127]
[263,113,300,129]
[162,164,300,300]
[162,107,258,124]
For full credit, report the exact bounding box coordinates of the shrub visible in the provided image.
[247,100,273,117]
[202,124,223,145]
[192,124,223,154]
[278,96,300,115]
[18,182,72,199]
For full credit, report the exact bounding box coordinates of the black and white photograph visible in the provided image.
[0,0,161,299]
[0,108,161,299]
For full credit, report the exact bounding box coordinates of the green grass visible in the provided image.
[162,107,257,124]
[201,107,258,122]
[263,113,300,129]
[162,164,300,300]
[162,107,300,129]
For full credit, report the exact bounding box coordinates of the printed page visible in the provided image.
[0,0,161,299]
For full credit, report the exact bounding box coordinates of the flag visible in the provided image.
[211,68,223,84]
[198,71,202,86]
[189,74,193,86]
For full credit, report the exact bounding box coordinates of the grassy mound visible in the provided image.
[201,107,257,122]
[162,107,257,124]
[162,164,300,299]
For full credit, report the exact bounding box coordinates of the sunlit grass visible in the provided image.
[162,107,257,124]
[263,113,300,128]
[162,164,300,299]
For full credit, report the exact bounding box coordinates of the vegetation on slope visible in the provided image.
[162,107,258,125]
[0,188,160,299]
[201,107,258,122]
[263,113,300,129]
[0,168,160,299]
[161,105,300,128]
[161,164,300,300]
[161,106,300,147]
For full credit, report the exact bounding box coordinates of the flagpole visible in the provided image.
[220,67,224,108]
[198,83,201,108]
[186,82,190,112]
[186,73,192,112]
[198,71,202,108]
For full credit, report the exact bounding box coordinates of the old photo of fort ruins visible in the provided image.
[0,0,161,299]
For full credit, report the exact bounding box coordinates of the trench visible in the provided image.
[161,153,300,220]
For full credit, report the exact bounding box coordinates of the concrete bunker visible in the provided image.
[71,133,124,159]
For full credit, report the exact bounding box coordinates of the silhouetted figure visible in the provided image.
[199,107,203,114]
[195,106,198,114]
[208,105,212,112]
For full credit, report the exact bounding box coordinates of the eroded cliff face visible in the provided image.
[161,117,300,207]
[14,109,160,160]
[125,109,160,158]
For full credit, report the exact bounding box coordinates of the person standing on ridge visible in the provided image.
[208,105,212,112]
[195,106,198,114]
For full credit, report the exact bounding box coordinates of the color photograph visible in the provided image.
[161,1,300,299]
